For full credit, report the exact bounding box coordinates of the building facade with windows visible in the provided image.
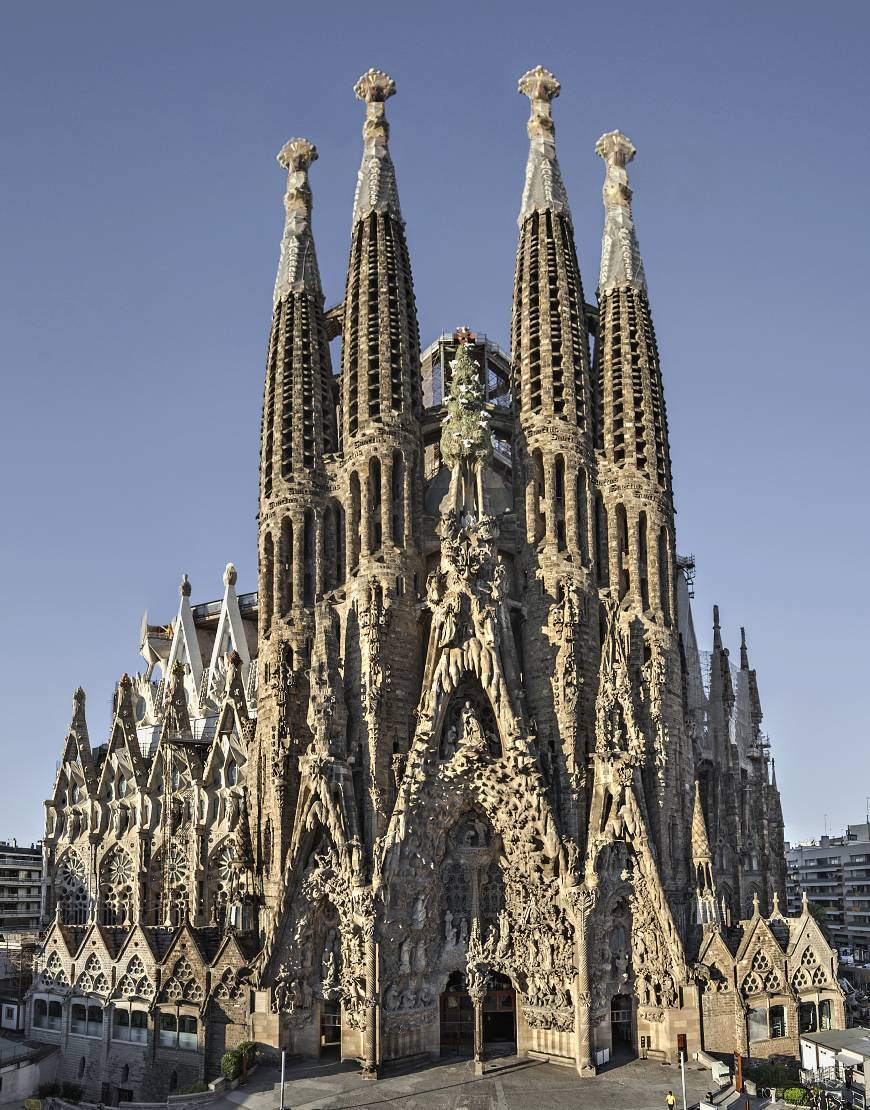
[787,824,870,963]
[0,841,42,932]
[26,67,843,1099]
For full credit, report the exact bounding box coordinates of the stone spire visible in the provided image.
[352,69,402,225]
[341,69,421,440]
[596,130,646,294]
[740,625,750,670]
[273,138,322,304]
[512,67,592,435]
[260,138,336,503]
[517,66,570,225]
[593,129,672,502]
[692,780,712,863]
[692,780,719,926]
[713,605,723,651]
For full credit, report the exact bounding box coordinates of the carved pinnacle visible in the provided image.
[596,129,636,169]
[354,69,396,104]
[518,65,560,105]
[277,137,318,173]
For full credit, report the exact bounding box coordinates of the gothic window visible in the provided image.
[99,848,134,927]
[226,760,238,786]
[158,1012,197,1050]
[442,860,471,919]
[303,508,315,605]
[280,518,293,614]
[819,999,832,1029]
[391,449,404,544]
[576,467,589,563]
[369,456,382,553]
[658,526,671,625]
[56,851,88,925]
[207,841,237,928]
[262,532,274,631]
[595,492,609,588]
[615,503,630,600]
[70,1002,103,1038]
[638,511,649,610]
[349,472,361,570]
[530,449,545,545]
[554,454,566,550]
[479,863,504,923]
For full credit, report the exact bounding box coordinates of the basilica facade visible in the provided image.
[27,68,844,1100]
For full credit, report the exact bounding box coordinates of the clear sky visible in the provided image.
[1,1,867,847]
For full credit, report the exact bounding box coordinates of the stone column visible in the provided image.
[543,454,558,548]
[468,975,486,1076]
[361,912,379,1079]
[565,461,580,559]
[360,471,371,558]
[402,453,413,547]
[381,453,394,548]
[291,511,304,609]
[571,886,596,1076]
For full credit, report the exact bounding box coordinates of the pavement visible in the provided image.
[210,1054,767,1110]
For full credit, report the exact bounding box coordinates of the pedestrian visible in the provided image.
[666,1092,677,1108]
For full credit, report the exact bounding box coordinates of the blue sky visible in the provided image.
[1,1,867,846]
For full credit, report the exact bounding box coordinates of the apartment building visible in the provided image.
[787,823,870,963]
[0,841,42,932]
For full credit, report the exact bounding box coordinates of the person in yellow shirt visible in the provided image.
[666,1092,677,1108]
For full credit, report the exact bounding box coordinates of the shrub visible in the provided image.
[60,1082,84,1102]
[37,1083,61,1098]
[782,1087,811,1106]
[236,1040,257,1068]
[180,1082,209,1094]
[220,1049,242,1080]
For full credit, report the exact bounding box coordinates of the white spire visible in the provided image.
[273,137,322,306]
[352,69,402,225]
[596,130,647,294]
[517,66,570,226]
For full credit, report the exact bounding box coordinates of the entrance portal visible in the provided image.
[610,994,635,1059]
[440,972,474,1055]
[319,999,340,1056]
[440,971,516,1057]
[483,972,516,1050]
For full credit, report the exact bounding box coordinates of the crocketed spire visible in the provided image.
[593,130,671,492]
[596,130,646,294]
[273,138,322,304]
[512,67,592,429]
[260,136,336,502]
[691,780,712,863]
[341,70,421,438]
[352,69,402,224]
[517,66,570,224]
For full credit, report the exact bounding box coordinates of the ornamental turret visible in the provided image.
[593,132,675,624]
[512,67,595,565]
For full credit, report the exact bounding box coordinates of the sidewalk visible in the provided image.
[210,1053,737,1109]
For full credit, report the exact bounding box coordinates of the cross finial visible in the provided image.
[454,325,475,347]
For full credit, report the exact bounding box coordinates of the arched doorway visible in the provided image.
[610,993,635,1059]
